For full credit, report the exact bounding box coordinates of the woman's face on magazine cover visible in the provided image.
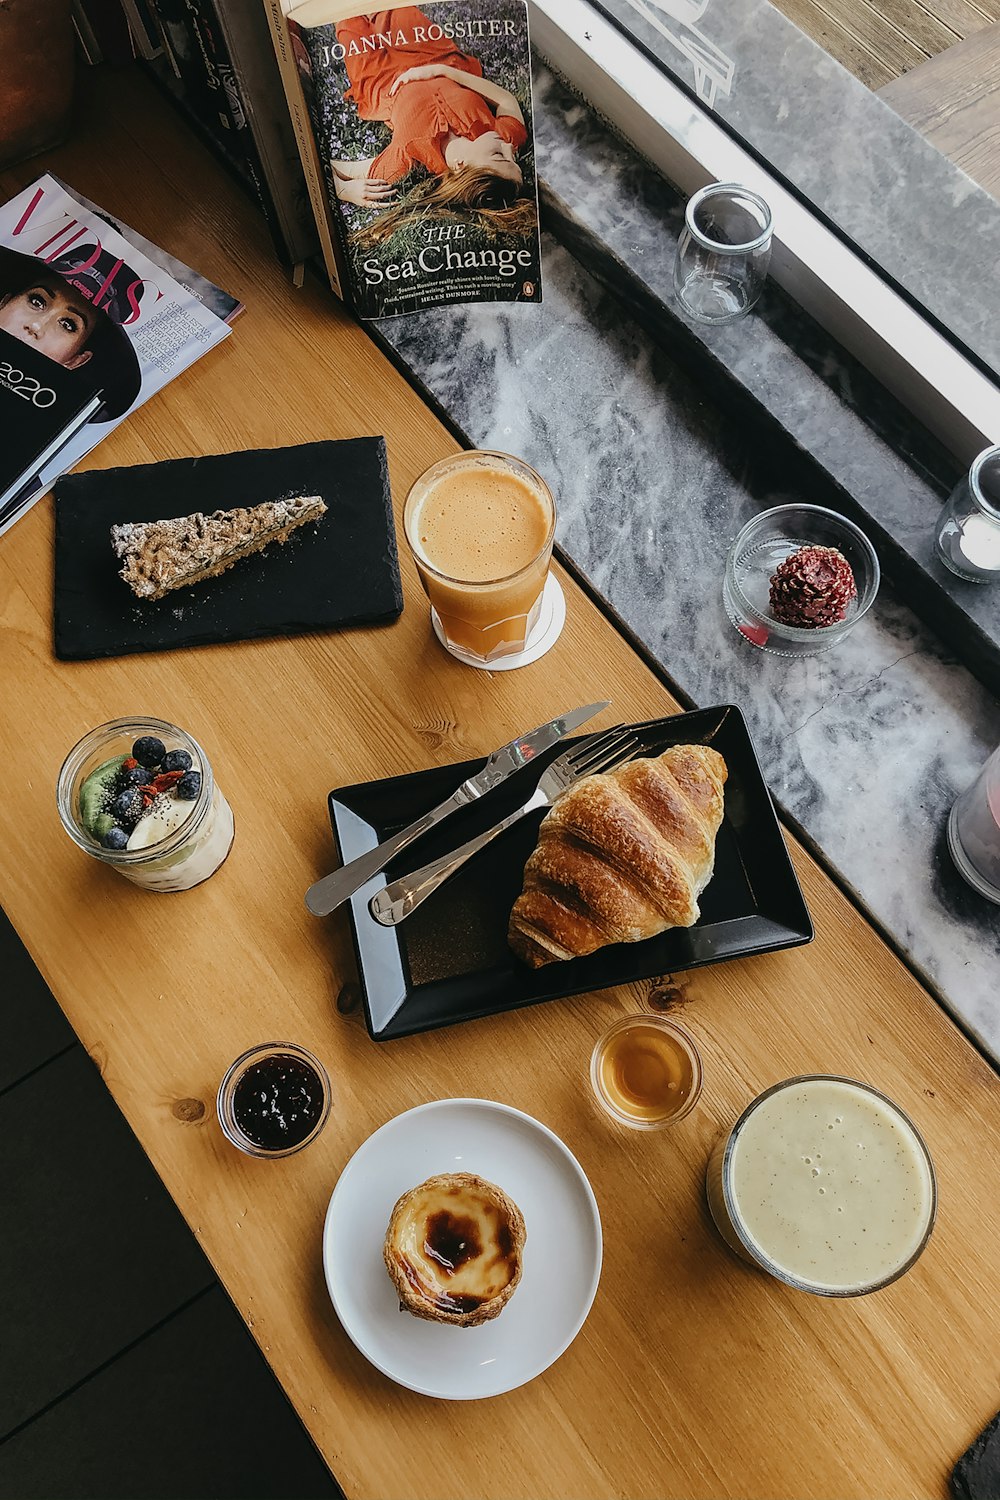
[0,282,94,370]
[452,132,522,185]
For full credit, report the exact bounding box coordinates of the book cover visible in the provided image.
[120,0,165,58]
[150,0,318,268]
[184,1,282,228]
[286,0,543,319]
[148,0,245,153]
[0,174,231,536]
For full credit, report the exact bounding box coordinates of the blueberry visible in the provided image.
[121,764,147,787]
[101,826,129,850]
[162,749,192,774]
[132,735,165,768]
[175,770,201,801]
[112,788,143,826]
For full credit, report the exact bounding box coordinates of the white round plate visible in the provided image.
[323,1097,602,1400]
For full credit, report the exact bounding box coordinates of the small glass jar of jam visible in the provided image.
[217,1042,331,1159]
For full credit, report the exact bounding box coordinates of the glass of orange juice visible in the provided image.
[402,450,557,666]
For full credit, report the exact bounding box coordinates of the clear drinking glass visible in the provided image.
[674,182,773,325]
[948,745,1000,902]
[57,716,234,892]
[934,445,1000,583]
[590,1014,704,1130]
[705,1075,937,1297]
[402,450,556,666]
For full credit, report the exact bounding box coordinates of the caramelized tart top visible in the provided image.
[384,1172,526,1322]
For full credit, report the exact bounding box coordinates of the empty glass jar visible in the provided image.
[674,182,773,325]
[935,445,1000,583]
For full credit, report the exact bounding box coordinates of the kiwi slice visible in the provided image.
[79,755,126,839]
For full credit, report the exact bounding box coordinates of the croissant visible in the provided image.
[508,744,727,967]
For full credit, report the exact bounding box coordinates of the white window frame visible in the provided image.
[530,0,1000,464]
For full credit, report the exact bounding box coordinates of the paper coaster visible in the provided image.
[431,575,566,671]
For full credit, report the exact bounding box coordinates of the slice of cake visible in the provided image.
[111,495,328,601]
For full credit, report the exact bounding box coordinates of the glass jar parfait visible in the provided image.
[57,716,234,892]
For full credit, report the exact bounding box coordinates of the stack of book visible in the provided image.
[73,0,543,318]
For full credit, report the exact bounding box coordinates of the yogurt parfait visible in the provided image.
[58,717,234,891]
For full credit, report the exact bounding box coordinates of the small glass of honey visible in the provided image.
[590,1015,704,1130]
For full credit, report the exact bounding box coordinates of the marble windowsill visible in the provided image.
[529,65,1000,700]
[365,70,1000,1066]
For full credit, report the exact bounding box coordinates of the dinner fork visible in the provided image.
[369,727,641,926]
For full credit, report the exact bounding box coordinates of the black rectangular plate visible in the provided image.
[53,437,402,660]
[328,705,813,1040]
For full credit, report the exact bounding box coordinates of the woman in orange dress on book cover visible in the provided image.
[328,6,534,243]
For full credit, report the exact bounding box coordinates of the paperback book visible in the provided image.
[282,0,542,318]
[0,174,235,537]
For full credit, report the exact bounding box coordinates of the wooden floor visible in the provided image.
[772,0,1000,87]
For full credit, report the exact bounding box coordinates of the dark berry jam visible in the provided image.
[231,1055,325,1151]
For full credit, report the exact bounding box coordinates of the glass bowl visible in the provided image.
[723,505,880,656]
[56,716,234,892]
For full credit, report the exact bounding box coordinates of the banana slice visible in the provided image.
[126,793,196,851]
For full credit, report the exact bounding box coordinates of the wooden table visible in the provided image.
[2,68,999,1500]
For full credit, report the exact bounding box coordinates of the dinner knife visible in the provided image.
[304,702,610,916]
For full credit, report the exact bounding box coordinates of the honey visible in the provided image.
[592,1016,703,1129]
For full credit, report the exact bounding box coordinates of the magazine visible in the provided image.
[0,174,233,536]
[282,0,543,319]
[52,176,243,324]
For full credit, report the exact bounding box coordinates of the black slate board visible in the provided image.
[330,705,812,1040]
[53,437,403,660]
[953,1411,1000,1500]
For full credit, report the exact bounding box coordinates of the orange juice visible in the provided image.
[404,452,555,662]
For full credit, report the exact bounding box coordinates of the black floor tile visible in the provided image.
[0,906,76,1092]
[0,1048,213,1434]
[0,1288,344,1500]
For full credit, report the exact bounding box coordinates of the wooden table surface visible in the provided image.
[3,69,999,1500]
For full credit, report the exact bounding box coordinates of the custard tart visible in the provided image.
[383,1172,526,1327]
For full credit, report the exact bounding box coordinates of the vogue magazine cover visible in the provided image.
[0,175,233,535]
